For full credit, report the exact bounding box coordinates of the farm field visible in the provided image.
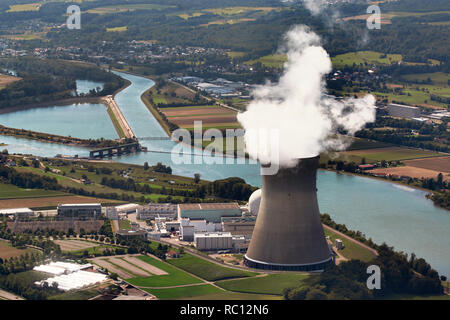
[91,257,133,279]
[401,72,449,86]
[159,105,240,131]
[126,255,202,287]
[0,240,38,260]
[201,18,256,26]
[149,81,197,106]
[53,239,99,252]
[166,253,257,281]
[369,166,449,182]
[216,273,309,295]
[342,146,444,162]
[86,4,174,15]
[370,86,450,109]
[331,51,402,68]
[203,6,281,16]
[404,156,450,173]
[245,54,287,68]
[185,291,283,300]
[106,26,127,32]
[7,3,41,12]
[0,74,20,89]
[342,11,450,25]
[0,182,66,200]
[143,284,223,300]
[110,257,151,277]
[67,243,123,257]
[177,12,204,20]
[47,286,102,300]
[124,255,168,275]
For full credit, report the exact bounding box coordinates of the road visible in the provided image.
[0,289,24,300]
[103,96,135,139]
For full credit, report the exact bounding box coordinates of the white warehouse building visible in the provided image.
[194,232,233,251]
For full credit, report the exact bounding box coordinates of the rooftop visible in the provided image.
[58,203,101,207]
[194,232,232,238]
[0,208,33,214]
[179,203,240,211]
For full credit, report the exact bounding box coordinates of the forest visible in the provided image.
[0,58,126,109]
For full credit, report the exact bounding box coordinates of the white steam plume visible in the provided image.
[237,25,376,168]
[302,0,327,15]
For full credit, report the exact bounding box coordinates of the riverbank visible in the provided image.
[0,125,120,148]
[0,96,105,115]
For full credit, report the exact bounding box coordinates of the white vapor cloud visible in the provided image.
[237,25,376,168]
[303,0,327,15]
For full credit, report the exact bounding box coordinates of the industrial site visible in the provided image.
[0,0,448,309]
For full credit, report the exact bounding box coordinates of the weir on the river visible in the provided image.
[89,142,142,158]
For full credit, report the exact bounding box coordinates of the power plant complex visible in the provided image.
[244,156,333,271]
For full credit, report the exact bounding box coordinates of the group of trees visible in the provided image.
[207,177,257,201]
[358,116,449,153]
[0,57,126,109]
[0,165,59,190]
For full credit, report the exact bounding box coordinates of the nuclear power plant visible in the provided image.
[244,156,333,271]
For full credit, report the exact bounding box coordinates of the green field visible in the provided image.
[177,12,204,20]
[371,86,450,108]
[216,273,310,295]
[88,4,173,14]
[0,182,66,199]
[324,229,376,263]
[227,51,246,58]
[47,287,101,300]
[331,51,403,68]
[166,253,257,281]
[143,284,223,300]
[401,72,449,86]
[245,54,287,68]
[186,291,283,300]
[69,244,121,257]
[106,26,127,32]
[118,219,131,230]
[203,6,280,16]
[346,147,444,162]
[7,3,41,12]
[126,255,202,287]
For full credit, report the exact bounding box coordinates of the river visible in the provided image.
[0,71,448,276]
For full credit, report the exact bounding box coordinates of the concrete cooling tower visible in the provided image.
[244,156,333,271]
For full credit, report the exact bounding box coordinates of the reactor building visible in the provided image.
[244,156,333,271]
